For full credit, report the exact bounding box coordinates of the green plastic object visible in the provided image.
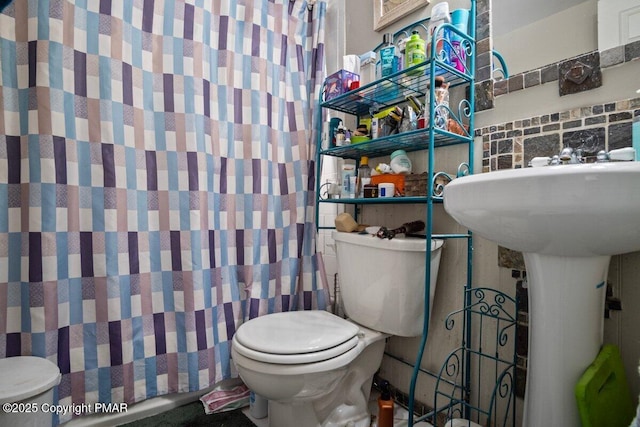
[575,344,635,427]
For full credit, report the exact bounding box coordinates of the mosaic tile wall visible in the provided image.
[474,0,492,83]
[478,96,640,173]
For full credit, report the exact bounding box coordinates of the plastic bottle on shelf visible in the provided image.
[426,2,451,64]
[376,33,399,79]
[450,9,470,73]
[404,30,426,74]
[377,381,394,427]
[341,163,356,198]
[390,150,412,174]
[426,76,450,130]
[328,117,342,148]
[357,156,371,198]
[397,36,408,72]
[335,124,347,146]
[375,33,399,101]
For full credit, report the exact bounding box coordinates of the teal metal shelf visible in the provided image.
[418,288,518,426]
[310,2,513,425]
[319,196,442,204]
[319,127,471,160]
[320,58,471,117]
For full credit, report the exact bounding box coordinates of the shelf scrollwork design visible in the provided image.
[456,162,471,178]
[432,171,453,198]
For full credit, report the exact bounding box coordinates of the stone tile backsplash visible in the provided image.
[478,97,640,173]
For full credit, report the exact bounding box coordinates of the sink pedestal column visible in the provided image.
[522,253,610,427]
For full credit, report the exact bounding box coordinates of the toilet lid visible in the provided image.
[234,311,359,356]
[0,356,62,404]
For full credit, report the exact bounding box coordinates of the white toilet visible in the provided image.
[232,232,444,427]
[0,356,62,427]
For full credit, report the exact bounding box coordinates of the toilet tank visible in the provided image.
[332,231,444,337]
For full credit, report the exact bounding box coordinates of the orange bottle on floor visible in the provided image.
[377,380,394,427]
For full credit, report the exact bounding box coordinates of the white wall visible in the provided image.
[492,0,590,36]
[493,0,597,75]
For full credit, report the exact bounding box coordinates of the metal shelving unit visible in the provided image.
[313,2,514,425]
[427,287,518,426]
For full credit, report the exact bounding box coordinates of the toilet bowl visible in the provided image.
[232,310,387,427]
[231,233,445,427]
[0,356,62,427]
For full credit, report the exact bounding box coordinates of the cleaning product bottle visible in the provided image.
[376,33,399,101]
[357,156,371,198]
[404,30,426,74]
[377,33,399,79]
[426,1,451,64]
[377,380,394,427]
[450,9,470,73]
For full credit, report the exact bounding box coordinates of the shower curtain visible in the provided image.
[0,0,329,423]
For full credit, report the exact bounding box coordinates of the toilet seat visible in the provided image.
[233,310,360,364]
[233,334,359,364]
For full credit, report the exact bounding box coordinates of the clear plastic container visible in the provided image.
[357,156,372,198]
[426,77,449,130]
[390,150,412,174]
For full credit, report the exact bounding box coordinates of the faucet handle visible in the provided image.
[596,150,609,163]
[608,147,636,161]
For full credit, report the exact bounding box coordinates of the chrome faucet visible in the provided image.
[559,147,583,164]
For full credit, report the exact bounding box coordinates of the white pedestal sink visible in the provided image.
[443,162,640,427]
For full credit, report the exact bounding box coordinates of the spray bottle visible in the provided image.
[426,2,451,64]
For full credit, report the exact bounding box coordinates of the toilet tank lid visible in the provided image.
[332,231,444,252]
[0,356,61,403]
[234,311,359,355]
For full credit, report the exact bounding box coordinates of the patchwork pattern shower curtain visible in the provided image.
[0,0,328,423]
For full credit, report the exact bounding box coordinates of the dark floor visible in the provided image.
[118,401,256,427]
